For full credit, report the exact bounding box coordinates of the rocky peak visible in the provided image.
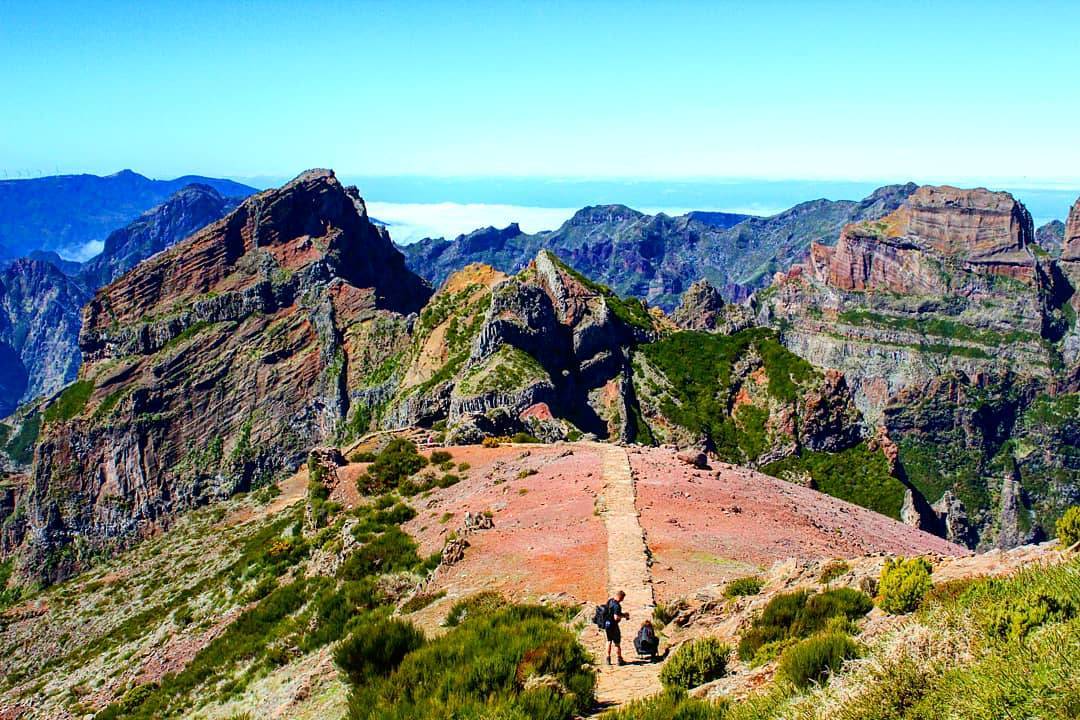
[671,280,726,330]
[1063,197,1080,262]
[455,223,523,253]
[9,170,433,581]
[81,169,430,347]
[808,185,1039,293]
[564,204,645,227]
[897,185,1033,260]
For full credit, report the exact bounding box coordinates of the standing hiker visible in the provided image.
[604,590,630,665]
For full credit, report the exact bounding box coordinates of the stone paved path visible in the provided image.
[581,443,663,714]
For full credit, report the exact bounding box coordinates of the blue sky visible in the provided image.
[3,1,1079,184]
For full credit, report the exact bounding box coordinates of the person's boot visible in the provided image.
[606,656,612,665]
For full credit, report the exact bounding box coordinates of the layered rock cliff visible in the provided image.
[5,170,431,581]
[79,184,241,289]
[755,185,1080,548]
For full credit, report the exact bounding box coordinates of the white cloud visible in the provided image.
[57,239,104,262]
[366,202,580,245]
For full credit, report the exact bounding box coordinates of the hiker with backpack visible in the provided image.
[593,590,630,665]
[634,618,660,661]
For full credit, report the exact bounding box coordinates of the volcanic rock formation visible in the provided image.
[4,170,431,581]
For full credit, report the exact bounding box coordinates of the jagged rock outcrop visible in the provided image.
[403,184,917,310]
[671,279,754,334]
[7,170,431,582]
[1063,198,1080,262]
[756,185,1080,548]
[382,251,655,442]
[761,186,1064,419]
[0,259,89,416]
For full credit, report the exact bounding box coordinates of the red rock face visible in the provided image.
[808,185,1037,292]
[902,185,1032,260]
[1064,197,1080,262]
[14,170,430,582]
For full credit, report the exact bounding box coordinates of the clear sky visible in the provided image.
[3,1,1079,183]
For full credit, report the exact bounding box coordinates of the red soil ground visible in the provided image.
[403,444,609,607]
[630,447,967,601]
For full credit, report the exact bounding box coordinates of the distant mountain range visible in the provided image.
[0,183,243,416]
[0,169,255,259]
[402,184,918,309]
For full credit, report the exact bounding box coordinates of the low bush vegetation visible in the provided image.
[724,576,763,598]
[1056,505,1080,547]
[344,604,594,719]
[776,631,859,689]
[355,439,429,495]
[604,688,727,720]
[877,557,932,615]
[44,380,94,423]
[428,450,453,465]
[817,560,849,585]
[738,588,872,662]
[333,618,426,685]
[659,638,730,690]
[445,591,505,626]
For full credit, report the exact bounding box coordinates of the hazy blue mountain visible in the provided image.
[0,169,256,259]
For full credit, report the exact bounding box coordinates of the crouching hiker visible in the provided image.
[634,618,660,661]
[592,590,629,665]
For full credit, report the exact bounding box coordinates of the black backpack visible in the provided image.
[592,599,614,629]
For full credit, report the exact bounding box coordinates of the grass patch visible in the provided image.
[44,380,93,424]
[725,577,764,598]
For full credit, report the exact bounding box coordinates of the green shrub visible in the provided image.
[1056,505,1080,547]
[512,432,541,443]
[738,588,872,661]
[445,591,505,626]
[351,450,377,463]
[400,590,447,614]
[985,591,1076,641]
[724,576,763,598]
[653,601,684,628]
[660,637,730,690]
[818,560,850,585]
[776,632,859,689]
[436,473,460,488]
[338,527,422,581]
[429,450,453,465]
[878,557,933,615]
[347,604,594,720]
[334,618,426,685]
[605,688,728,720]
[362,438,429,494]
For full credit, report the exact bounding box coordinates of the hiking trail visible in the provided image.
[582,443,662,713]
